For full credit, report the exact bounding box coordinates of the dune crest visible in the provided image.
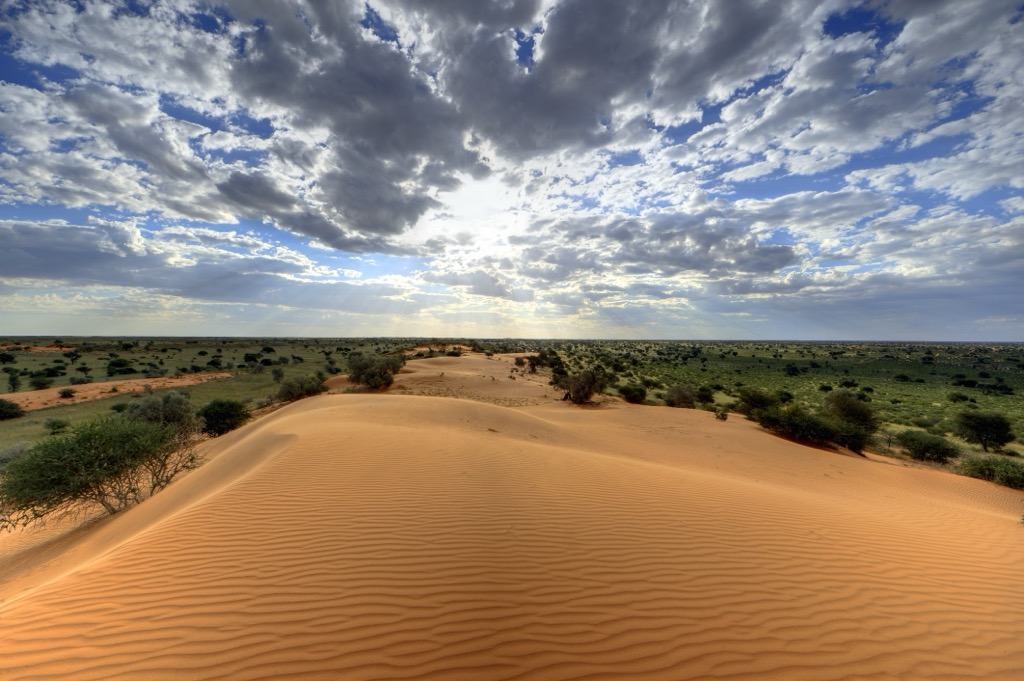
[3,355,1024,680]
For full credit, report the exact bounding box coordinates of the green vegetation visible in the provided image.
[276,374,328,402]
[896,430,960,463]
[566,368,609,404]
[958,455,1024,489]
[198,399,252,436]
[346,352,405,389]
[955,411,1016,452]
[0,398,25,421]
[0,416,197,529]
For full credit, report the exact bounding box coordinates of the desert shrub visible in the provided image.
[0,398,25,420]
[896,430,960,463]
[29,376,54,391]
[696,385,715,404]
[566,368,609,404]
[58,387,76,398]
[664,384,697,408]
[0,416,200,528]
[346,352,405,390]
[69,376,92,385]
[277,374,328,401]
[44,418,70,435]
[124,391,202,435]
[755,405,837,448]
[955,411,1015,452]
[958,455,1024,489]
[735,387,780,416]
[714,408,729,421]
[198,399,252,436]
[618,383,647,404]
[271,367,285,383]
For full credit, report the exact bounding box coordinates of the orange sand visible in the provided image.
[5,372,233,412]
[2,353,1024,680]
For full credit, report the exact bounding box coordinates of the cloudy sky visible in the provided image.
[1,0,1022,340]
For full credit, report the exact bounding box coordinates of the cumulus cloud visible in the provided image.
[0,0,1021,338]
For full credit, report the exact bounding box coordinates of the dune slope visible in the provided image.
[2,385,1024,679]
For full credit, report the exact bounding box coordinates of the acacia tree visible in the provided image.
[0,418,184,528]
[956,411,1016,452]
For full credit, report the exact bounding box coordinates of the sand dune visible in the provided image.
[3,354,1024,680]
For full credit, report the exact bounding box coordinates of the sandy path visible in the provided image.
[4,372,233,412]
[2,355,1024,679]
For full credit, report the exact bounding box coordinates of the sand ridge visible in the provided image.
[3,353,1024,680]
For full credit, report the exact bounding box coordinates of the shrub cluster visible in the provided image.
[896,430,960,463]
[958,455,1024,489]
[741,389,878,454]
[346,352,405,390]
[0,398,25,420]
[277,374,328,401]
[618,383,647,404]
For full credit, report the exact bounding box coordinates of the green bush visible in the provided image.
[0,398,25,420]
[44,418,70,435]
[28,376,53,391]
[198,399,252,436]
[566,368,609,404]
[618,383,647,404]
[664,384,696,408]
[896,430,960,463]
[124,391,202,435]
[277,374,328,402]
[755,405,837,448]
[958,455,1024,489]
[0,416,201,528]
[58,387,76,398]
[346,352,405,390]
[735,387,779,415]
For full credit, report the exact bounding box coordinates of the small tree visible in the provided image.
[955,411,1015,452]
[271,367,285,383]
[0,417,185,528]
[198,399,252,436]
[0,398,25,420]
[566,368,609,404]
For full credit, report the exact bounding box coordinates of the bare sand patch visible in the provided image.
[4,372,233,412]
[3,354,1024,680]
